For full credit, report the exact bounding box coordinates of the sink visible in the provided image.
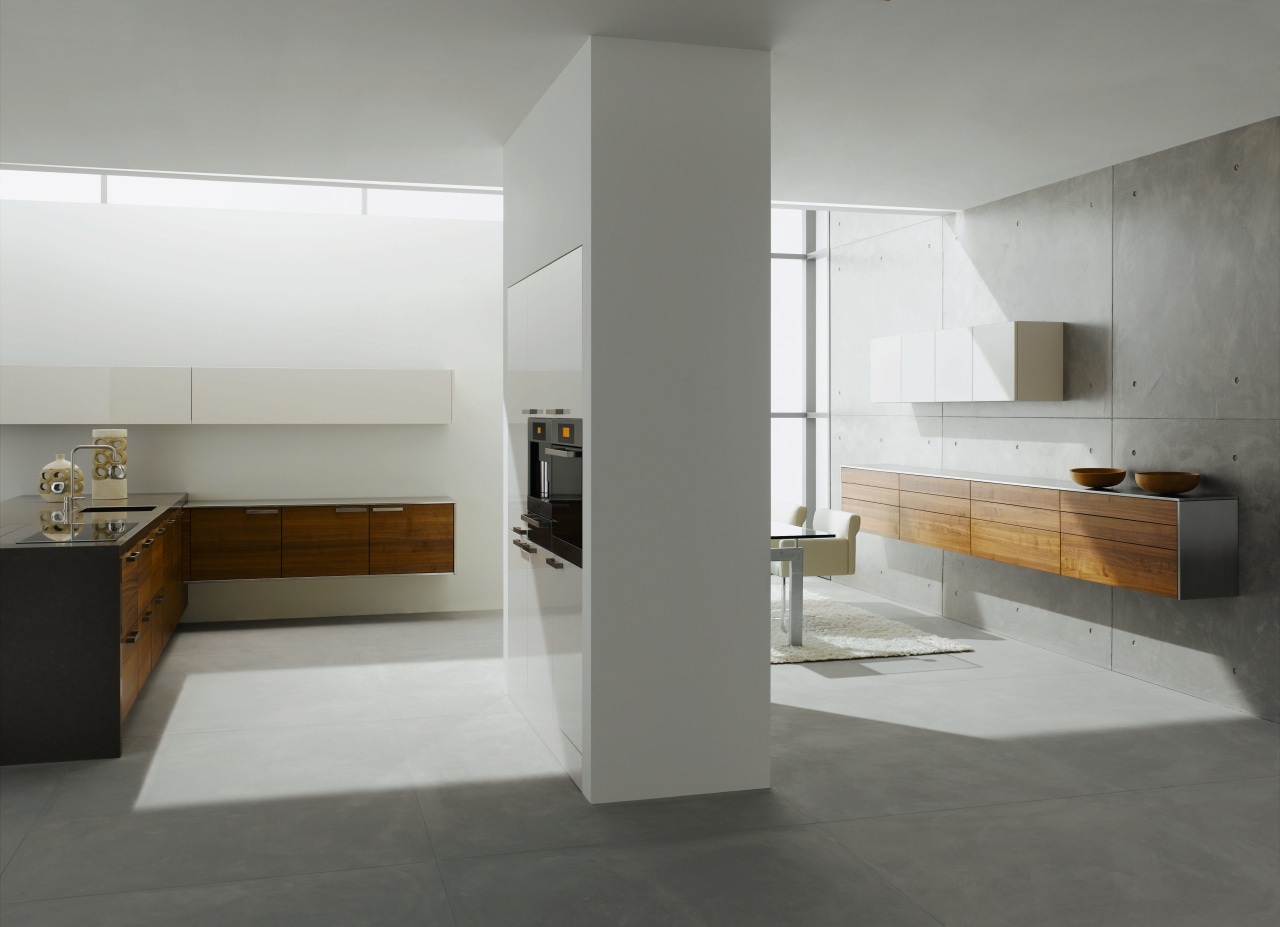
[78,506,157,513]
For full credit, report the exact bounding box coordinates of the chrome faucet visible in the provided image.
[61,444,124,522]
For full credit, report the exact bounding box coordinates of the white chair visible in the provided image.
[778,508,860,579]
[770,501,807,529]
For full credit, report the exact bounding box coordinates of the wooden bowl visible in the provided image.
[1135,471,1200,495]
[1070,467,1126,489]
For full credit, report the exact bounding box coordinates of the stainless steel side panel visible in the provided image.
[1177,499,1239,600]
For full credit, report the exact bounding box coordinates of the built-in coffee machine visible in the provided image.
[523,418,583,567]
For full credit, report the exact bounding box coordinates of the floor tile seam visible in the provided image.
[159,712,422,738]
[1120,773,1280,798]
[429,818,824,867]
[0,858,446,909]
[817,825,948,927]
[773,662,1113,692]
[798,783,1135,828]
[1107,666,1280,724]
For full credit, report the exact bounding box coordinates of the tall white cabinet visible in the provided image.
[504,248,584,782]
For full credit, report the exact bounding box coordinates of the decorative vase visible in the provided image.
[91,429,128,500]
[38,453,84,503]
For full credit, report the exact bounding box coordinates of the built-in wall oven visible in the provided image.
[522,418,583,567]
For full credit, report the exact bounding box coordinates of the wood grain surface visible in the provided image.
[370,503,454,574]
[841,497,900,539]
[899,490,971,518]
[900,474,970,499]
[901,508,971,555]
[188,507,283,581]
[971,481,1060,511]
[282,506,371,577]
[1061,534,1178,597]
[971,519,1061,574]
[1060,511,1178,550]
[970,499,1061,533]
[841,467,900,490]
[1059,491,1178,525]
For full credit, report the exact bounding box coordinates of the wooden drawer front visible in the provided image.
[120,641,139,721]
[1061,534,1178,598]
[900,474,969,499]
[842,467,899,491]
[971,520,1061,574]
[135,535,156,616]
[900,491,970,518]
[1061,512,1178,551]
[841,497,899,539]
[1059,492,1177,525]
[189,508,283,581]
[282,506,371,577]
[370,504,454,574]
[121,548,140,635]
[970,499,1060,533]
[842,482,900,507]
[971,481,1059,511]
[901,508,970,555]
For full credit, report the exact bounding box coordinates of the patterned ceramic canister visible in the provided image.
[92,428,128,500]
[38,453,84,503]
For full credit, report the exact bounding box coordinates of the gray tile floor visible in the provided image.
[1,581,1277,926]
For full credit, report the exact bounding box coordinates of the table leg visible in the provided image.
[790,546,804,647]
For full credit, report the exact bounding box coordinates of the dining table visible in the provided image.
[770,521,836,646]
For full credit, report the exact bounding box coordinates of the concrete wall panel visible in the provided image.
[940,416,1112,479]
[942,169,1113,419]
[830,211,937,249]
[1113,118,1280,420]
[830,219,943,417]
[942,552,1113,668]
[1111,417,1280,721]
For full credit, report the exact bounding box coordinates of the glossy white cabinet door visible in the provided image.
[972,321,1018,401]
[868,336,902,403]
[1014,322,1065,401]
[934,327,973,402]
[899,332,935,402]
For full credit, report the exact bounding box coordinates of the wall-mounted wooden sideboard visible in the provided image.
[841,466,1238,599]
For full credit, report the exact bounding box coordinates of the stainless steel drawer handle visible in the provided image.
[156,528,166,535]
[142,539,154,548]
[512,538,537,554]
[545,408,571,415]
[511,526,528,535]
[544,447,581,458]
[246,508,279,515]
[167,519,177,525]
[142,609,154,622]
[335,507,367,513]
[126,552,139,562]
[521,408,542,415]
[124,630,139,644]
[520,512,551,527]
[372,506,404,512]
[546,557,564,570]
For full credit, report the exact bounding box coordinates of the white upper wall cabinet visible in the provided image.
[868,335,902,403]
[190,368,452,424]
[934,327,973,402]
[868,321,1063,403]
[1,365,190,424]
[972,321,1063,402]
[506,247,582,416]
[899,332,935,403]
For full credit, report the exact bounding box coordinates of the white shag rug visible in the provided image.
[771,587,974,664]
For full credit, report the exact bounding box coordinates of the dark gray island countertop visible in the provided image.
[0,493,188,552]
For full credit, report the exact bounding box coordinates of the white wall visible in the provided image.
[0,200,503,619]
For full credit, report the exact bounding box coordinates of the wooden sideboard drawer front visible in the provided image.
[900,491,970,518]
[842,468,899,491]
[1060,512,1178,551]
[901,508,970,555]
[971,520,1061,574]
[841,497,900,539]
[842,482,900,507]
[1061,535,1178,597]
[900,474,970,499]
[971,482,1059,512]
[1059,492,1177,525]
[970,499,1060,533]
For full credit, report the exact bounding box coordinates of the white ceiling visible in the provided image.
[1,0,1277,209]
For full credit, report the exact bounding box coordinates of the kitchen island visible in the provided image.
[0,493,187,765]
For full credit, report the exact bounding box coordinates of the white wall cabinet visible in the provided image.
[506,247,583,417]
[971,321,1063,402]
[1,365,190,424]
[190,368,452,424]
[869,321,1063,403]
